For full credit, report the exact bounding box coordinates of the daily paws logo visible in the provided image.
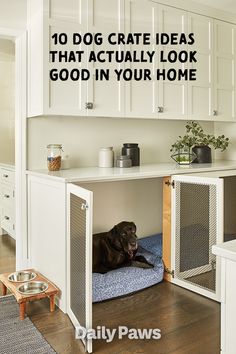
[76,326,161,343]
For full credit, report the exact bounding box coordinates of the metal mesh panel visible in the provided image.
[70,194,86,328]
[175,181,217,293]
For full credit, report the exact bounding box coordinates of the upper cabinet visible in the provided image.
[28,0,124,117]
[158,5,188,120]
[214,20,236,122]
[187,13,214,121]
[27,0,236,122]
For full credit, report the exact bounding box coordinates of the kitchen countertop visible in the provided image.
[26,160,236,183]
[213,240,236,262]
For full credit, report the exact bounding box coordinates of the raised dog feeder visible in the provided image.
[8,271,37,283]
[17,281,48,295]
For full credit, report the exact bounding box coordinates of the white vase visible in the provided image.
[98,147,114,168]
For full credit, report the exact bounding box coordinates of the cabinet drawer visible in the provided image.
[0,169,15,185]
[1,185,14,207]
[1,207,15,238]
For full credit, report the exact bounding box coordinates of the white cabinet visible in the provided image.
[87,0,125,117]
[188,13,214,121]
[27,0,236,121]
[158,5,188,120]
[27,0,124,118]
[125,0,158,119]
[27,175,67,312]
[212,242,236,354]
[0,167,15,239]
[125,2,188,119]
[214,20,236,122]
[27,0,87,117]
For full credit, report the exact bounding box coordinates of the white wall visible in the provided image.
[0,39,15,164]
[27,117,214,170]
[214,122,236,161]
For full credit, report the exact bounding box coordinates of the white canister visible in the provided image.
[99,147,114,168]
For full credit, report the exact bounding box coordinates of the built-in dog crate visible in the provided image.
[169,171,236,302]
[66,170,236,352]
[67,178,163,353]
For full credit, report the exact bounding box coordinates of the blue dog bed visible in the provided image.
[92,233,163,302]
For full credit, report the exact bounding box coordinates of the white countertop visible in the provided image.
[213,241,236,262]
[27,160,236,183]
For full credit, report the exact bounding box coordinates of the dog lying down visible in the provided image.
[93,221,154,274]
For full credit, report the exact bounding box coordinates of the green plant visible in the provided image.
[170,121,230,153]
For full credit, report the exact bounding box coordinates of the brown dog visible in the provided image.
[93,221,153,273]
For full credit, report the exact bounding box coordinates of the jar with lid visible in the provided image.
[98,147,114,168]
[47,144,63,171]
[122,143,140,166]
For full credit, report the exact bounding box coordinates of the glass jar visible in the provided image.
[47,144,63,171]
[122,143,140,166]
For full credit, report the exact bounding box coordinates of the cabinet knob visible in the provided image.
[4,194,10,199]
[85,102,93,110]
[4,216,9,220]
[158,106,164,113]
[213,110,218,116]
[3,174,8,178]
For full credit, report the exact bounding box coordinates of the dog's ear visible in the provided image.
[131,222,137,233]
[110,225,118,236]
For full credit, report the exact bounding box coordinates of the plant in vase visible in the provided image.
[171,121,230,164]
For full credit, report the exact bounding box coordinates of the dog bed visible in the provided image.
[92,233,163,302]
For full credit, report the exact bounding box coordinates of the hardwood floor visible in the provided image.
[0,235,220,354]
[0,234,16,274]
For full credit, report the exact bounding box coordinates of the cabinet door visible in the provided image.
[125,0,158,119]
[188,14,214,121]
[27,0,87,117]
[171,174,223,301]
[87,0,125,117]
[214,20,236,122]
[158,5,188,120]
[67,183,93,354]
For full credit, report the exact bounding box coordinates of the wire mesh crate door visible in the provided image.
[68,184,93,354]
[175,180,218,293]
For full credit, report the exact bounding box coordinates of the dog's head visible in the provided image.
[108,221,138,259]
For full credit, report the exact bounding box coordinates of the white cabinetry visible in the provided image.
[27,175,67,311]
[125,0,158,119]
[27,0,236,121]
[212,241,236,354]
[27,0,124,118]
[214,21,236,121]
[158,5,188,120]
[0,167,15,239]
[188,13,214,121]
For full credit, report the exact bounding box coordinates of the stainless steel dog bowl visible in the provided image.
[8,271,37,283]
[17,281,48,295]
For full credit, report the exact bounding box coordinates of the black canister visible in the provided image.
[122,143,140,166]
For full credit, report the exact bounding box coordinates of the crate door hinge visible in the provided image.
[164,266,174,278]
[165,180,175,188]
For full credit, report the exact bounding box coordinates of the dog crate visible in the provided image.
[66,179,163,353]
[170,171,236,301]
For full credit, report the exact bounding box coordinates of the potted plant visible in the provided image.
[170,121,230,164]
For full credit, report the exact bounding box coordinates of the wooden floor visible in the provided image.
[0,235,220,354]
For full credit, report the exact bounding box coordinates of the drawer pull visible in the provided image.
[3,174,9,178]
[4,194,10,199]
[85,102,93,110]
[4,216,10,220]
